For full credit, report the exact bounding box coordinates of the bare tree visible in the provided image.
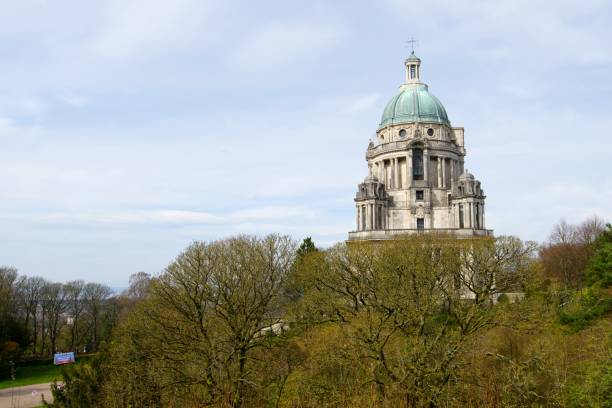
[541,217,606,288]
[64,280,86,351]
[576,215,605,245]
[0,267,18,343]
[549,219,578,245]
[126,271,151,300]
[83,283,112,352]
[15,276,45,351]
[41,282,67,355]
[459,236,537,303]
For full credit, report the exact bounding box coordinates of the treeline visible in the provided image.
[0,270,153,378]
[8,217,612,407]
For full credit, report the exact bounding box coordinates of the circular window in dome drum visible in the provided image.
[427,128,434,136]
[399,129,406,138]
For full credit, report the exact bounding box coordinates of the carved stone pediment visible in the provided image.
[409,204,430,215]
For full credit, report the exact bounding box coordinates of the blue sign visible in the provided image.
[53,352,75,365]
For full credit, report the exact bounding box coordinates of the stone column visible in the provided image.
[468,202,473,228]
[456,203,460,229]
[423,149,429,184]
[382,205,386,229]
[361,205,365,231]
[356,206,360,230]
[407,151,412,186]
[383,161,387,187]
[482,204,486,230]
[442,158,447,188]
[371,204,375,230]
[392,158,397,189]
[437,157,442,188]
[362,205,365,230]
[372,205,377,229]
[395,158,400,189]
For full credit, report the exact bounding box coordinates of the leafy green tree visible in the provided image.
[103,235,296,407]
[291,235,536,406]
[584,223,612,287]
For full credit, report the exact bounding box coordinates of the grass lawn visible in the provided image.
[0,364,62,389]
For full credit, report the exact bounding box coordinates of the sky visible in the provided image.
[1,0,611,286]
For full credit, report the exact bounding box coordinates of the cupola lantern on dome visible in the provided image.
[405,51,422,83]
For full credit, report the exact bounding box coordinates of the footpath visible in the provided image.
[0,383,53,408]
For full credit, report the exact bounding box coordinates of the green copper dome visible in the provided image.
[379,83,450,128]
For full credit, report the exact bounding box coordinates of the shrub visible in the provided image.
[559,288,612,331]
[44,354,104,408]
[0,341,21,379]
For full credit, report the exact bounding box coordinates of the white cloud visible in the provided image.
[17,96,46,117]
[342,93,382,114]
[58,93,91,107]
[235,22,346,67]
[4,206,318,228]
[0,117,18,134]
[488,181,612,241]
[228,206,316,221]
[88,0,217,60]
[16,210,219,226]
[386,0,612,65]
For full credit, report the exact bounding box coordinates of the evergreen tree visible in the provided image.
[296,237,317,260]
[584,223,612,287]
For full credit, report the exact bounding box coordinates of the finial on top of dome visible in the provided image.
[406,37,417,54]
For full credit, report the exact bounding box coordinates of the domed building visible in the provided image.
[348,52,491,240]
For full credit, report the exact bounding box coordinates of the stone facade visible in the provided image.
[349,53,492,241]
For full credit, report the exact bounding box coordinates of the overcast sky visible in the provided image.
[1,0,611,286]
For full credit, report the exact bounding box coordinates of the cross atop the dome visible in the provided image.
[406,37,417,53]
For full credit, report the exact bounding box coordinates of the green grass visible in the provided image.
[0,364,62,389]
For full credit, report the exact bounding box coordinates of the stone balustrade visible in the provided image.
[348,228,493,241]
